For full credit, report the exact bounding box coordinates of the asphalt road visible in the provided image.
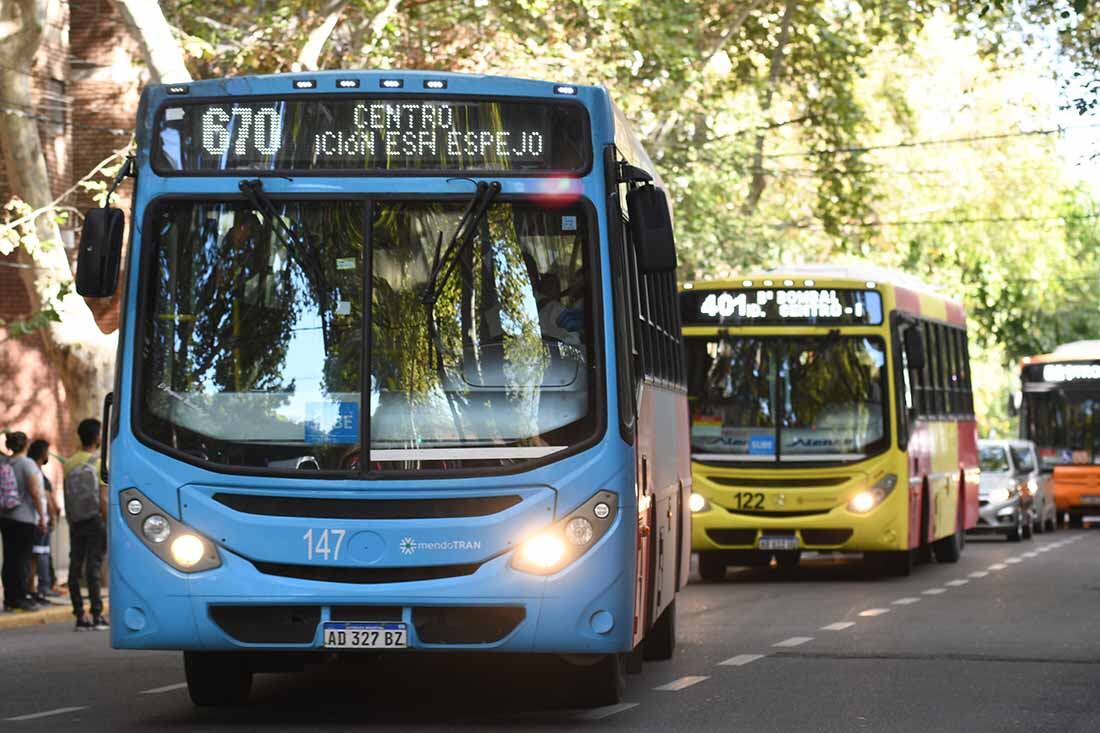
[3,529,1099,732]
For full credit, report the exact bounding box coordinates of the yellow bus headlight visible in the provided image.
[848,474,898,514]
[689,493,710,513]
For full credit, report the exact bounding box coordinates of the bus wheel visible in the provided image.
[568,653,625,707]
[698,552,727,581]
[1068,514,1083,529]
[932,524,962,563]
[184,652,252,707]
[774,551,801,570]
[644,598,676,661]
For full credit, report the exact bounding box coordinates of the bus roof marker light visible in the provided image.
[763,279,774,286]
[336,79,360,89]
[784,279,794,286]
[380,78,404,89]
[423,79,447,89]
[866,281,877,288]
[166,85,189,95]
[742,280,753,287]
[683,283,693,289]
[554,85,578,95]
[804,279,815,287]
[293,79,317,90]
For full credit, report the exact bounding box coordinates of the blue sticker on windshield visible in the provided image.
[304,401,359,444]
[749,435,775,455]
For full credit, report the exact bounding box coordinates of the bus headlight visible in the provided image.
[121,488,221,573]
[848,474,898,514]
[512,491,617,575]
[689,493,710,513]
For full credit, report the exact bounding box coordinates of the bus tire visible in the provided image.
[774,550,801,570]
[698,552,726,581]
[571,653,625,707]
[1068,514,1083,529]
[184,652,252,707]
[644,598,676,661]
[932,525,962,563]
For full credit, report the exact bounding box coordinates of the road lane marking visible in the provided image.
[988,563,1007,570]
[821,622,855,631]
[859,608,890,617]
[139,682,187,695]
[719,654,766,666]
[655,676,709,691]
[773,636,814,647]
[1023,552,1038,557]
[5,707,89,722]
[923,588,947,595]
[892,597,920,605]
[1005,558,1022,564]
[580,703,639,720]
[969,571,989,578]
[946,579,969,586]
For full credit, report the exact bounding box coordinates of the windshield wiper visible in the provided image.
[239,179,301,247]
[420,180,501,306]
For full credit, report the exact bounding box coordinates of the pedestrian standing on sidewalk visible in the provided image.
[1,431,49,612]
[27,439,61,605]
[63,419,109,631]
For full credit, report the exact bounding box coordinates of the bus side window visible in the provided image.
[945,326,960,414]
[960,330,974,416]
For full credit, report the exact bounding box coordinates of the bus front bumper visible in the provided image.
[109,521,634,655]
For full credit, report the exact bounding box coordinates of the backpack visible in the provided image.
[63,454,101,523]
[0,458,19,511]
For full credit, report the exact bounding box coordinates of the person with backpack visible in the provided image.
[28,439,62,604]
[63,419,109,631]
[1,431,49,612]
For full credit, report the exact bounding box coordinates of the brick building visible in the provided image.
[1,0,143,483]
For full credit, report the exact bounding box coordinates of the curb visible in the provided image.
[0,598,109,631]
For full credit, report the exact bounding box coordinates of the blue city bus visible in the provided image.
[76,71,691,707]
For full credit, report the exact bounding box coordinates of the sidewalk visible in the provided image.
[0,592,110,630]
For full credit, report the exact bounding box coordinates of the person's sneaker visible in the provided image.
[74,615,94,631]
[92,614,110,631]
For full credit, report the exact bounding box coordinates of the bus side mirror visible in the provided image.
[626,185,677,274]
[75,207,125,298]
[904,328,926,372]
[1007,391,1021,417]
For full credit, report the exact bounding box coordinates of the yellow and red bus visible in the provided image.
[1018,341,1100,527]
[681,267,980,577]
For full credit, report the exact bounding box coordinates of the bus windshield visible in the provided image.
[686,335,888,462]
[138,199,596,473]
[1023,389,1100,468]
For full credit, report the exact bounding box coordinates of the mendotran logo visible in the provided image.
[399,537,482,555]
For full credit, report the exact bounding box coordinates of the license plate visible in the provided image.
[322,622,407,649]
[758,535,799,551]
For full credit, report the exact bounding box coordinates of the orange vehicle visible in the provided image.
[1017,341,1100,527]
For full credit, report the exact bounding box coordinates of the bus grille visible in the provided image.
[800,529,853,545]
[213,493,521,519]
[706,529,758,546]
[251,560,483,584]
[412,606,526,644]
[209,605,320,644]
[726,509,831,518]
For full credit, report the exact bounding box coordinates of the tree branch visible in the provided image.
[295,0,349,71]
[113,0,192,83]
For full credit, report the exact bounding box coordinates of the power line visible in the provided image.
[759,212,1100,231]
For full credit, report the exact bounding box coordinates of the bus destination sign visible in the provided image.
[1023,361,1100,384]
[154,98,588,173]
[681,288,883,326]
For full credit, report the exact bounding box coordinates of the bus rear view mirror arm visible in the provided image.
[76,156,134,298]
[626,183,678,274]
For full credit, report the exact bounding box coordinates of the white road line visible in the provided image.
[969,571,989,578]
[719,654,766,666]
[655,676,709,691]
[1023,552,1038,557]
[859,608,890,617]
[5,707,89,722]
[773,636,814,648]
[579,703,640,720]
[139,682,187,695]
[923,588,947,595]
[946,579,969,586]
[892,597,920,605]
[820,622,855,631]
[988,563,1007,570]
[1005,558,1022,564]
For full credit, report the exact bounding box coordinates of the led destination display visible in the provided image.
[154,98,588,173]
[681,288,883,326]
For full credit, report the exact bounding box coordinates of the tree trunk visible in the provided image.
[0,0,116,421]
[742,0,796,216]
[114,0,192,83]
